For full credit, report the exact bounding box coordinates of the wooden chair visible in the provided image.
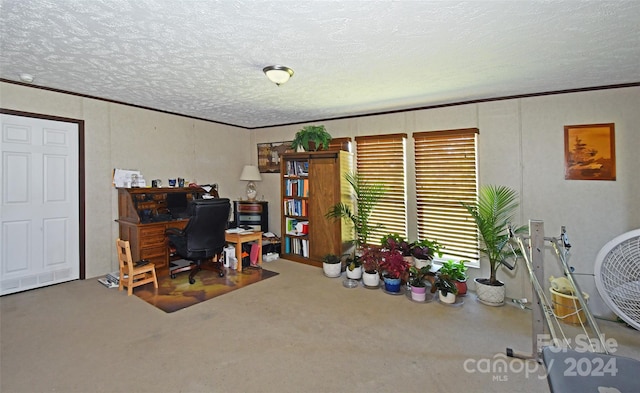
[116,238,158,295]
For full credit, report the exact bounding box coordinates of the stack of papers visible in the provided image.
[226,228,253,234]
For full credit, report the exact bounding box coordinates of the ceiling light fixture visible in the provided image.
[263,65,294,86]
[19,73,34,83]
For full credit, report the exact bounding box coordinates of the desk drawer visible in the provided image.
[140,233,166,248]
[238,214,262,222]
[140,226,165,238]
[166,220,188,230]
[238,203,263,213]
[141,244,166,257]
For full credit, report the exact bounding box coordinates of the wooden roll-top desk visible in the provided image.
[115,186,219,269]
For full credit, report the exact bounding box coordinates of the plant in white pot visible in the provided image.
[344,253,363,280]
[461,184,525,306]
[360,245,383,288]
[439,259,469,296]
[322,253,342,278]
[410,238,442,269]
[326,172,387,286]
[433,272,458,304]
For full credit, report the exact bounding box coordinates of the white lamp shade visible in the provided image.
[240,165,262,181]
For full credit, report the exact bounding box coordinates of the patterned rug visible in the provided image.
[133,263,278,313]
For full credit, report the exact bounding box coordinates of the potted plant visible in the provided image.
[360,245,383,288]
[291,125,332,152]
[410,238,442,268]
[322,253,342,278]
[438,260,469,296]
[379,246,411,293]
[433,272,458,304]
[344,253,362,280]
[408,265,432,302]
[461,184,526,306]
[326,171,387,261]
[381,233,412,257]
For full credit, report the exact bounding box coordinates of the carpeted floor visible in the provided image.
[134,264,278,312]
[1,259,638,393]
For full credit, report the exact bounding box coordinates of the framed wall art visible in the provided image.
[257,141,294,173]
[564,123,616,181]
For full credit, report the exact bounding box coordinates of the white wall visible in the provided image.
[253,86,640,319]
[2,82,638,319]
[1,82,251,278]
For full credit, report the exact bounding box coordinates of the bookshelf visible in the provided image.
[280,150,353,267]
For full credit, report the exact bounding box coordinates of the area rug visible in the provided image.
[133,264,278,313]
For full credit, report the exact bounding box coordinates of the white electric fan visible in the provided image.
[594,228,640,331]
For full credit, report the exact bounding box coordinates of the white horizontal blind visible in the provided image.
[413,129,479,261]
[355,134,407,245]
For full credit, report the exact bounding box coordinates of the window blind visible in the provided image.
[413,129,479,261]
[355,134,407,245]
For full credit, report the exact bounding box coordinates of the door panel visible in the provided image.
[1,114,79,295]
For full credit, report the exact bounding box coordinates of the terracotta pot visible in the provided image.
[454,279,467,296]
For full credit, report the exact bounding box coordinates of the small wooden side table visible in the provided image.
[225,231,263,272]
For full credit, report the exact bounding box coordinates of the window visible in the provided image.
[355,134,407,245]
[413,128,479,264]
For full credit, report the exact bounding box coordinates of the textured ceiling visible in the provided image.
[1,0,640,129]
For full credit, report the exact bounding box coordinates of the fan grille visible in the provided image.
[595,230,640,330]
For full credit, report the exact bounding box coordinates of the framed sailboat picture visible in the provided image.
[564,123,616,181]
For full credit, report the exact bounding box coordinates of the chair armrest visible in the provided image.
[165,227,185,237]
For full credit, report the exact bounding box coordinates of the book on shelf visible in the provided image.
[283,199,308,217]
[285,160,309,176]
[284,236,309,257]
[284,178,310,198]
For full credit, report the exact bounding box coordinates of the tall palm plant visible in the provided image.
[461,184,525,285]
[325,172,387,250]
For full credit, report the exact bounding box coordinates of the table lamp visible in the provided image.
[240,165,262,201]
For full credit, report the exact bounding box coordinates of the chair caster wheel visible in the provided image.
[189,277,195,284]
[219,271,225,277]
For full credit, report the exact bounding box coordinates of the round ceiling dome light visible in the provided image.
[263,65,294,86]
[19,73,34,83]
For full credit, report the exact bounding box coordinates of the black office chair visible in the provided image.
[166,198,231,284]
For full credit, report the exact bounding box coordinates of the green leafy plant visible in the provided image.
[326,172,387,250]
[344,253,361,271]
[408,265,432,287]
[461,184,526,285]
[438,260,468,281]
[381,233,412,256]
[322,253,341,264]
[432,273,458,296]
[410,238,442,261]
[291,125,332,151]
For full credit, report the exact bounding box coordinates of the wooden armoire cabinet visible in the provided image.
[280,150,353,267]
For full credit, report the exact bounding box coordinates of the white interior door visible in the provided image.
[1,113,79,295]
